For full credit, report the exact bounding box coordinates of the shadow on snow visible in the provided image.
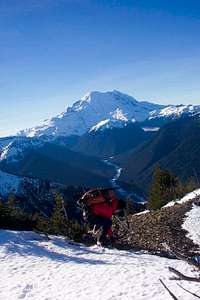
[0,230,108,265]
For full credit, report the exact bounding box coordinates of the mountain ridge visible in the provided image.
[16,90,200,138]
[117,114,200,193]
[17,90,164,137]
[0,91,200,197]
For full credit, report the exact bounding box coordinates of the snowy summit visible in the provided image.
[17,91,163,137]
[17,91,200,138]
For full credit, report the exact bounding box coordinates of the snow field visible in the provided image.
[0,230,199,300]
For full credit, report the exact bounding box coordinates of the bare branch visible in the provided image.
[177,283,200,299]
[169,267,200,282]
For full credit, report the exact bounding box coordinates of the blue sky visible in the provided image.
[1,0,200,136]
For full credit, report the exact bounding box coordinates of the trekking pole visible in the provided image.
[124,209,130,230]
[114,212,129,232]
[61,199,68,220]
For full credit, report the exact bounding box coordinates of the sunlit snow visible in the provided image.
[0,230,199,300]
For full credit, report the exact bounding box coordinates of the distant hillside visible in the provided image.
[117,114,200,193]
[0,143,113,188]
[1,90,200,194]
[72,122,154,158]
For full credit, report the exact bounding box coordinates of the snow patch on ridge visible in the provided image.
[1,141,25,162]
[149,104,200,120]
[182,203,200,248]
[142,127,160,132]
[0,137,44,163]
[89,119,130,133]
[89,119,110,132]
[163,189,200,208]
[89,107,134,133]
[111,107,128,121]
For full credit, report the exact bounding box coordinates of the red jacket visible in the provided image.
[90,191,119,219]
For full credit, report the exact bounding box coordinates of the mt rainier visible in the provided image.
[17,90,200,138]
[1,90,200,164]
[0,90,200,198]
[18,91,163,137]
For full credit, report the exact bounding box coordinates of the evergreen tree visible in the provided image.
[148,165,163,210]
[33,213,49,233]
[148,165,179,210]
[50,192,66,235]
[49,192,85,241]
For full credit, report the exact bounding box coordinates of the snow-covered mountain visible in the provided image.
[17,90,164,137]
[148,104,200,120]
[1,90,199,195]
[17,90,200,138]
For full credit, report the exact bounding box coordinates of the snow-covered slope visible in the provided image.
[0,170,21,197]
[0,137,15,150]
[163,189,200,208]
[89,118,131,133]
[0,230,199,300]
[149,104,200,120]
[182,203,200,249]
[0,170,44,199]
[18,91,163,137]
[0,137,44,163]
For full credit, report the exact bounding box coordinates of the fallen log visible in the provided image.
[169,267,200,283]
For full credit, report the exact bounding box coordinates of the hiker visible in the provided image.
[78,188,126,246]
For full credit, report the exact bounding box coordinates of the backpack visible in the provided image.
[79,188,114,207]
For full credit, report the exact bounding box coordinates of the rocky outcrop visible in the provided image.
[115,197,200,256]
